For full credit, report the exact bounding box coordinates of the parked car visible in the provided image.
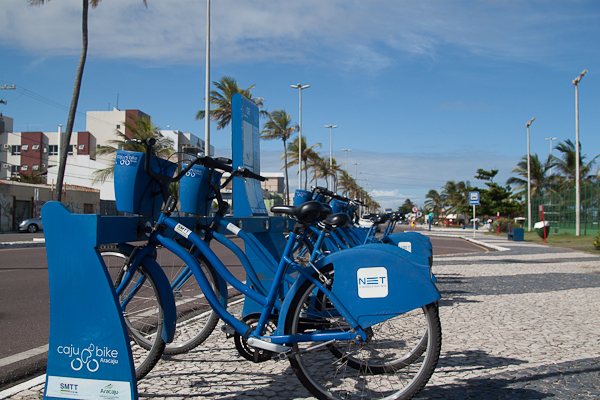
[19,218,43,233]
[358,214,382,232]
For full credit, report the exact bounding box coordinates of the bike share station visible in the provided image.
[41,95,290,400]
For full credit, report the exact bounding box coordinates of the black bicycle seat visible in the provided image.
[321,213,350,229]
[271,201,332,223]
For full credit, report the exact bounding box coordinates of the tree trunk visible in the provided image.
[55,0,88,202]
[283,139,289,205]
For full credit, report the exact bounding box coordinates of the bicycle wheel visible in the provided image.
[102,251,166,381]
[154,248,221,355]
[284,268,441,400]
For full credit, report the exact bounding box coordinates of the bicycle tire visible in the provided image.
[101,251,166,380]
[284,267,442,400]
[157,250,221,355]
[102,248,221,356]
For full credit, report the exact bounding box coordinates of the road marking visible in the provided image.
[0,374,45,399]
[0,344,49,368]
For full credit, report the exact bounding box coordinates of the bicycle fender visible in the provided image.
[321,244,440,329]
[382,232,432,257]
[139,257,177,343]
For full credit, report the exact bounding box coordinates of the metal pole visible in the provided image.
[325,125,337,189]
[545,137,557,176]
[573,69,586,236]
[342,149,351,174]
[473,205,476,238]
[526,118,535,232]
[204,0,210,156]
[291,84,310,190]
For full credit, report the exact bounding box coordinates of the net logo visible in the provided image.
[357,267,388,299]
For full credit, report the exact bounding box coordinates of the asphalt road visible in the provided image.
[0,232,485,391]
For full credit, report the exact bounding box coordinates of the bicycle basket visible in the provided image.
[330,199,347,214]
[114,150,177,216]
[179,164,223,215]
[293,189,311,206]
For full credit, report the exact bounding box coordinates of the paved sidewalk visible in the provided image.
[6,235,600,399]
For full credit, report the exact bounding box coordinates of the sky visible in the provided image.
[2,0,600,211]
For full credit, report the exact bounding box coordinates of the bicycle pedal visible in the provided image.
[221,324,235,337]
[246,337,290,354]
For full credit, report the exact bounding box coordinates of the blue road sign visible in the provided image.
[469,191,480,206]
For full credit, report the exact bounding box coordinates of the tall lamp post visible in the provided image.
[353,162,360,179]
[545,137,557,175]
[291,83,310,191]
[204,0,210,155]
[526,117,535,232]
[341,148,351,179]
[324,124,338,189]
[573,69,587,236]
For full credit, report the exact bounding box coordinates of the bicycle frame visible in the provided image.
[144,212,368,348]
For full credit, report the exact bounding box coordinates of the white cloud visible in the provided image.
[2,0,593,70]
[257,148,520,211]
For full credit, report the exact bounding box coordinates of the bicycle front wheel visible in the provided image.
[102,251,166,381]
[284,269,441,400]
[156,249,221,355]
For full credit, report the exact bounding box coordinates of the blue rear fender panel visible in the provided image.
[317,244,440,329]
[384,232,432,256]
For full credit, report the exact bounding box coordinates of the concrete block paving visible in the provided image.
[8,237,600,399]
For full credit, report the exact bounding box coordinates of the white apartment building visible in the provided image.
[0,109,212,202]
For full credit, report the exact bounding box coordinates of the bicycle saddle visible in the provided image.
[321,212,350,229]
[372,214,388,225]
[271,201,332,223]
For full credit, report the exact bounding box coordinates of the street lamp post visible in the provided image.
[341,149,351,174]
[204,0,210,155]
[573,69,587,236]
[291,83,310,191]
[325,124,338,189]
[526,117,535,232]
[545,137,557,175]
[353,162,360,179]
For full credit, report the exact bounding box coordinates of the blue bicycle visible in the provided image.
[110,139,442,399]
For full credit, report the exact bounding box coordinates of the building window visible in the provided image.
[48,145,58,155]
[32,144,40,151]
[11,145,20,155]
[78,144,85,150]
[32,165,39,171]
[21,144,29,151]
[116,124,121,129]
[68,145,74,155]
[10,165,20,174]
[21,165,28,171]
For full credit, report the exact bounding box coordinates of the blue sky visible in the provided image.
[2,0,600,210]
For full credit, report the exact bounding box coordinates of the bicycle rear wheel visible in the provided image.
[284,269,441,400]
[102,251,166,380]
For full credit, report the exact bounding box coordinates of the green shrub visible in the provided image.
[594,231,600,250]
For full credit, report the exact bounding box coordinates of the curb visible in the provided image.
[0,239,45,249]
[422,232,511,252]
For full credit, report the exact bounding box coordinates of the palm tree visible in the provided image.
[337,170,356,197]
[195,76,268,130]
[30,0,147,201]
[424,189,444,216]
[507,154,555,199]
[92,115,175,183]
[551,139,599,188]
[284,136,321,190]
[260,110,297,204]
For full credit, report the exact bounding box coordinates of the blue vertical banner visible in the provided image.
[42,202,137,400]
[232,93,268,216]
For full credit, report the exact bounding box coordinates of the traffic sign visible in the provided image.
[411,206,419,213]
[469,191,480,206]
